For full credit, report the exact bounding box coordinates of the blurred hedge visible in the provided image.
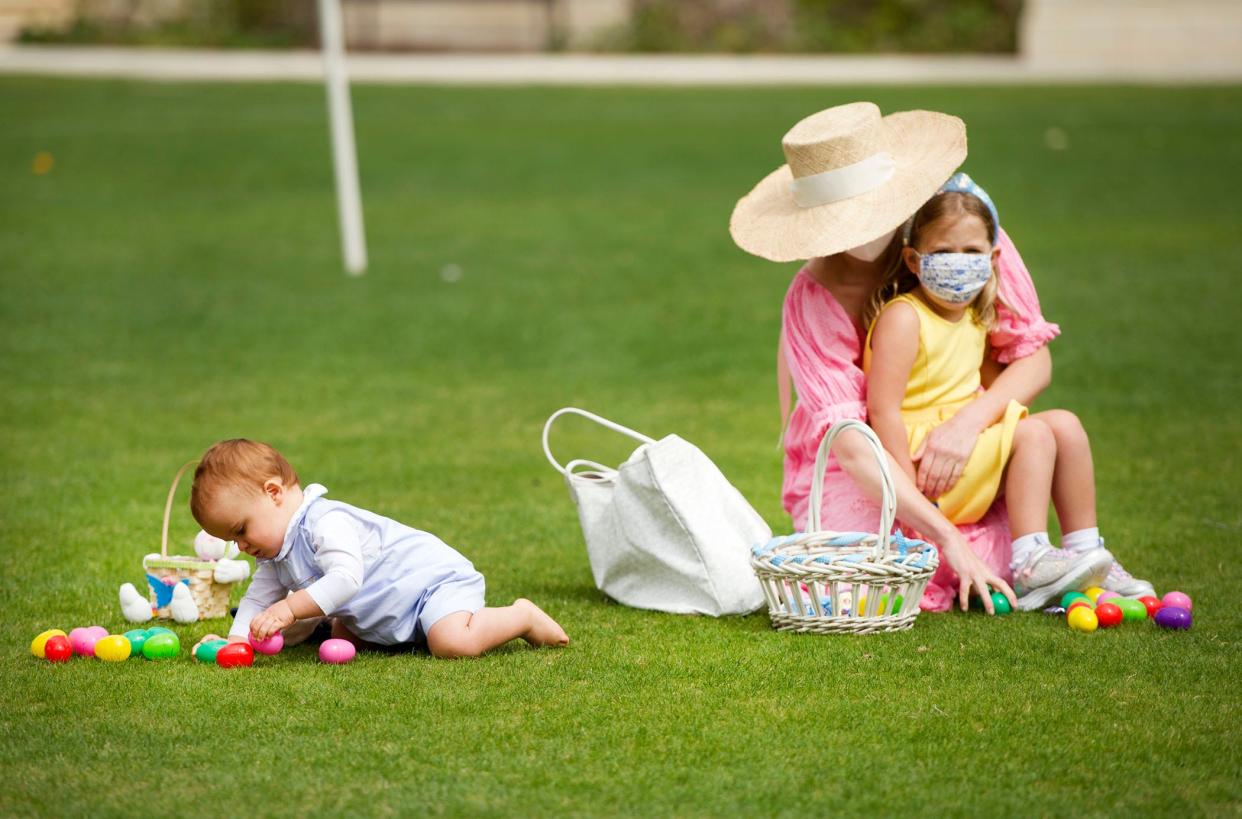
[603,0,1024,54]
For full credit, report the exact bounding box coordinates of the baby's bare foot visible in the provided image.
[516,598,569,648]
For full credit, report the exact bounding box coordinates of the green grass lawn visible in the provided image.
[1,77,1240,816]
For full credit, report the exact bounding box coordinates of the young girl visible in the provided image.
[864,173,1153,609]
[190,438,569,658]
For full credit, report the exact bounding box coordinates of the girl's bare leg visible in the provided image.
[1005,418,1058,538]
[1029,409,1097,534]
[426,599,569,659]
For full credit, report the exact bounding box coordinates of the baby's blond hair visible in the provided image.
[190,439,300,525]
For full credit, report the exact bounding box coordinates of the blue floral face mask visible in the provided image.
[916,252,992,305]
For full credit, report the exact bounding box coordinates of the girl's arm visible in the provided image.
[915,345,1051,499]
[865,302,920,485]
[829,428,1017,614]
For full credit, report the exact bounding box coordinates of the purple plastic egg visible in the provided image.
[1154,606,1192,630]
[249,632,284,655]
[318,638,356,664]
[1161,591,1192,612]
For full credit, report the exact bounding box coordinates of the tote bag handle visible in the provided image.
[807,419,896,561]
[542,407,656,476]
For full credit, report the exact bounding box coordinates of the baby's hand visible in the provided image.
[250,600,295,642]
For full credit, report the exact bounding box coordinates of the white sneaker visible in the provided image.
[1013,545,1114,611]
[1101,559,1156,598]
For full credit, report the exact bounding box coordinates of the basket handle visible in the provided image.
[542,407,656,476]
[807,419,896,560]
[160,460,199,558]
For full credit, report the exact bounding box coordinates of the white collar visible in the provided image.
[268,483,328,562]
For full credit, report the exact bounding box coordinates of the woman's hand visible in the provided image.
[938,532,1017,614]
[913,408,985,500]
[250,600,295,642]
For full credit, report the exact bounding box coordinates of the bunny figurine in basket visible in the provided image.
[118,461,252,624]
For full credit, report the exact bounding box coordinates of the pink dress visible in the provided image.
[780,228,1060,611]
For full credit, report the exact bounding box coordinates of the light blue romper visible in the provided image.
[257,484,486,646]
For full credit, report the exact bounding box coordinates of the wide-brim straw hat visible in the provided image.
[730,102,967,262]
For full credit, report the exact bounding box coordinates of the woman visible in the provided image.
[729,102,1146,613]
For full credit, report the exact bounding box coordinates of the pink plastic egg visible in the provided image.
[1097,591,1121,604]
[68,626,104,657]
[1162,591,1192,612]
[249,632,284,656]
[318,638,356,664]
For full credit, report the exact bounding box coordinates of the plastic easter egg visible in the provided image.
[44,635,72,662]
[1117,599,1147,622]
[989,591,1012,615]
[193,639,228,663]
[94,635,132,662]
[1067,600,1093,616]
[31,629,67,658]
[1095,602,1124,628]
[146,626,176,637]
[85,625,109,640]
[1097,591,1121,604]
[1162,591,1192,612]
[1060,591,1091,609]
[250,632,284,655]
[216,643,254,668]
[1043,606,1066,616]
[68,627,103,657]
[1067,606,1098,632]
[1154,606,1192,630]
[1084,586,1106,603]
[319,638,356,664]
[1138,596,1163,618]
[124,629,149,656]
[141,631,180,660]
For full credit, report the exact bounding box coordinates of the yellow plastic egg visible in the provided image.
[94,635,132,662]
[1084,586,1106,603]
[30,629,67,658]
[1067,606,1098,633]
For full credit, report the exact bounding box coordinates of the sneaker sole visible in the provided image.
[1015,550,1115,611]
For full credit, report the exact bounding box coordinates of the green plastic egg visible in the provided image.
[124,629,149,655]
[891,595,904,614]
[1117,598,1148,621]
[193,639,228,663]
[1060,591,1091,609]
[146,626,176,637]
[141,631,180,660]
[990,591,1013,615]
[94,635,132,662]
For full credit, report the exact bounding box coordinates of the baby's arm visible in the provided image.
[226,563,290,643]
[866,302,920,485]
[249,512,366,641]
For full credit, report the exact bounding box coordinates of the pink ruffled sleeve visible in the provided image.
[782,268,868,428]
[989,228,1061,364]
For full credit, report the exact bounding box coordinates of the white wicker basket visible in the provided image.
[751,420,939,634]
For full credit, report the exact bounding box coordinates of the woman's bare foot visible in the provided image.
[515,598,569,648]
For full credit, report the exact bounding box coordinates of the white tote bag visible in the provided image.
[542,408,770,616]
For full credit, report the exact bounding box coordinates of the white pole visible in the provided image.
[318,0,368,276]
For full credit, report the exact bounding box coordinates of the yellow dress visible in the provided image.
[863,293,1027,524]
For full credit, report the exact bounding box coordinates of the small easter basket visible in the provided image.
[141,460,236,620]
[751,420,939,635]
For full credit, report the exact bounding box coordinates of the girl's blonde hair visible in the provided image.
[190,439,300,524]
[863,191,1005,330]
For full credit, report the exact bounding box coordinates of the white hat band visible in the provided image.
[789,151,896,209]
